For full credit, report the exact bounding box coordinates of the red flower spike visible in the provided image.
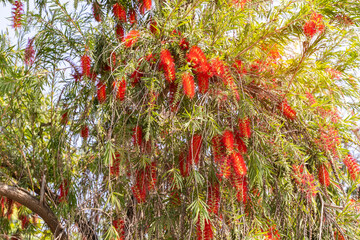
[149,20,159,34]
[196,217,213,240]
[211,58,226,77]
[179,152,190,177]
[187,46,209,74]
[60,111,68,125]
[59,180,69,202]
[92,2,101,22]
[148,161,157,190]
[113,78,126,101]
[187,134,203,165]
[143,0,152,10]
[230,152,247,177]
[197,72,210,94]
[132,126,143,147]
[113,3,126,22]
[318,164,330,187]
[232,175,247,204]
[179,38,189,50]
[123,30,140,48]
[115,23,124,41]
[130,68,143,86]
[24,38,35,66]
[234,133,247,154]
[265,225,281,240]
[222,130,235,154]
[80,124,89,139]
[303,12,325,38]
[20,214,29,229]
[278,100,296,120]
[238,117,251,138]
[343,154,360,180]
[97,82,106,103]
[232,60,247,76]
[110,152,121,176]
[81,55,91,78]
[292,165,317,199]
[112,218,125,239]
[160,49,176,83]
[129,9,136,24]
[6,198,14,219]
[211,135,224,163]
[12,1,23,29]
[207,183,220,215]
[182,72,195,98]
[305,92,316,105]
[334,231,345,240]
[219,156,232,179]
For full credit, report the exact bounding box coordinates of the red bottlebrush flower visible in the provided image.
[113,3,126,22]
[211,58,226,77]
[187,134,203,165]
[187,46,209,74]
[59,180,69,202]
[182,72,195,98]
[222,130,235,154]
[129,9,136,24]
[160,49,176,83]
[197,72,210,94]
[196,217,213,240]
[232,175,247,204]
[6,198,14,219]
[12,1,23,29]
[81,54,91,78]
[219,156,232,179]
[179,152,190,177]
[265,225,281,240]
[207,183,220,215]
[234,133,247,154]
[60,111,68,125]
[92,2,102,22]
[97,82,106,103]
[149,20,159,34]
[0,197,5,217]
[232,60,247,76]
[315,125,340,157]
[179,38,189,50]
[112,218,125,239]
[278,100,296,120]
[123,30,140,48]
[130,68,143,86]
[318,164,330,187]
[145,53,156,64]
[143,0,152,10]
[211,135,224,163]
[292,165,317,199]
[24,38,35,66]
[19,214,29,229]
[334,231,345,240]
[230,152,247,177]
[115,23,124,41]
[211,58,239,99]
[303,12,325,38]
[132,126,143,147]
[110,152,121,176]
[343,154,360,180]
[113,78,126,101]
[132,169,148,203]
[168,82,179,112]
[80,124,89,139]
[238,117,251,138]
[149,161,157,189]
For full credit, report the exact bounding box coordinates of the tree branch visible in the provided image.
[0,183,67,240]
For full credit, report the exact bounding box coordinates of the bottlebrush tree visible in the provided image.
[1,0,360,239]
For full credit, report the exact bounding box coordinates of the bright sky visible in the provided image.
[0,3,15,36]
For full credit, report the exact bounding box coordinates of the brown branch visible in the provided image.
[0,183,67,240]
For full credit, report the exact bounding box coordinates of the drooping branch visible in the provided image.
[0,183,67,240]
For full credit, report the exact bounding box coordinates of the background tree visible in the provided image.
[1,0,360,239]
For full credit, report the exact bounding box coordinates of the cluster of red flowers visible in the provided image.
[80,124,89,139]
[110,152,121,176]
[292,165,317,199]
[19,214,30,229]
[233,175,247,204]
[24,38,35,66]
[132,162,157,203]
[238,117,251,138]
[343,154,360,181]
[187,46,211,94]
[12,1,23,29]
[318,164,330,187]
[278,100,296,120]
[207,183,220,215]
[196,217,213,240]
[314,125,340,157]
[0,197,14,219]
[115,23,124,41]
[112,218,125,240]
[334,231,345,240]
[160,49,176,83]
[264,225,281,240]
[113,78,127,101]
[317,107,341,124]
[97,82,106,103]
[182,72,195,98]
[129,9,136,25]
[113,3,126,22]
[123,30,140,48]
[59,180,69,202]
[81,54,91,78]
[231,0,251,8]
[92,2,101,22]
[132,126,143,147]
[232,60,247,76]
[211,58,239,99]
[303,12,325,38]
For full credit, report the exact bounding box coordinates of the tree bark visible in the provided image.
[0,183,67,240]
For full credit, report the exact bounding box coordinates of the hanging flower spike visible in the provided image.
[232,59,247,76]
[92,2,102,22]
[160,49,176,83]
[110,152,121,176]
[232,175,247,204]
[60,111,68,125]
[123,30,140,48]
[113,3,126,22]
[238,117,251,138]
[115,23,124,41]
[234,133,247,154]
[187,134,203,165]
[81,54,91,78]
[80,124,89,139]
[343,154,360,180]
[230,152,247,177]
[24,38,35,66]
[12,1,23,29]
[211,135,224,163]
[186,46,208,73]
[222,130,235,155]
[147,161,157,190]
[143,0,152,10]
[303,12,325,38]
[130,68,143,86]
[207,183,220,215]
[334,231,345,240]
[265,225,281,240]
[278,100,296,120]
[129,9,136,24]
[97,82,106,103]
[196,217,213,240]
[318,164,330,187]
[132,126,143,147]
[197,72,210,94]
[113,77,126,101]
[182,72,195,98]
[218,156,232,179]
[112,218,125,239]
[179,38,189,50]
